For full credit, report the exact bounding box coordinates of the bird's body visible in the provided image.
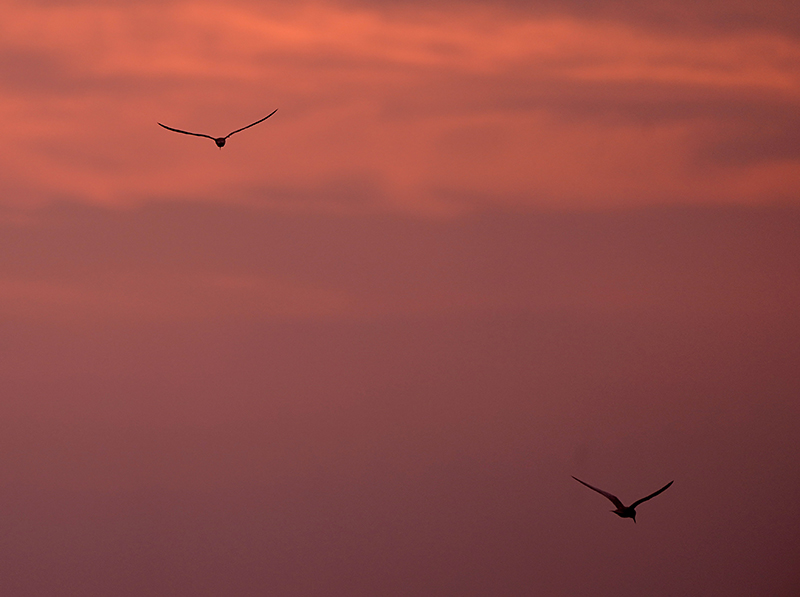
[158,109,278,148]
[572,476,673,522]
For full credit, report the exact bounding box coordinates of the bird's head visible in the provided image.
[215,138,226,148]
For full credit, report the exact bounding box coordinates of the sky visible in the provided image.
[0,0,799,595]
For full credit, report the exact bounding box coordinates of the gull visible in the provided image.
[572,476,673,523]
[158,109,278,148]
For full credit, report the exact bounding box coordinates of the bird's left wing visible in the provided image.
[158,123,216,140]
[572,476,625,509]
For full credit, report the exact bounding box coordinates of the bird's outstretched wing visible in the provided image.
[572,476,625,509]
[158,123,216,140]
[224,109,278,139]
[630,480,673,509]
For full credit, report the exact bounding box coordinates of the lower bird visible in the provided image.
[572,476,673,522]
[158,109,278,148]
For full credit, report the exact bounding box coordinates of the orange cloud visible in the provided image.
[1,1,798,214]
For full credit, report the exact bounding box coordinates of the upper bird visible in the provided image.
[572,476,673,523]
[158,109,278,148]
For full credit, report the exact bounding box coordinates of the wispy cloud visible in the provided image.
[1,1,799,212]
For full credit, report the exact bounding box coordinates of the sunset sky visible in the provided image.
[1,1,799,595]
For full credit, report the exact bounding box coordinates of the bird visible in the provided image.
[572,476,673,523]
[158,109,278,148]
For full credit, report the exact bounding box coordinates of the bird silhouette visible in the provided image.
[158,109,278,148]
[572,476,673,522]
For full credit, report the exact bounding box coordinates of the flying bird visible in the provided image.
[572,476,673,522]
[158,109,278,148]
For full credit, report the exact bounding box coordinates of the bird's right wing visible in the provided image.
[158,123,216,140]
[224,109,278,138]
[630,480,673,509]
[572,476,625,509]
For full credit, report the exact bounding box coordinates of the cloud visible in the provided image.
[0,1,798,212]
[339,0,800,37]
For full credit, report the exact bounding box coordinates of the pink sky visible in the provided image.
[0,1,798,595]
